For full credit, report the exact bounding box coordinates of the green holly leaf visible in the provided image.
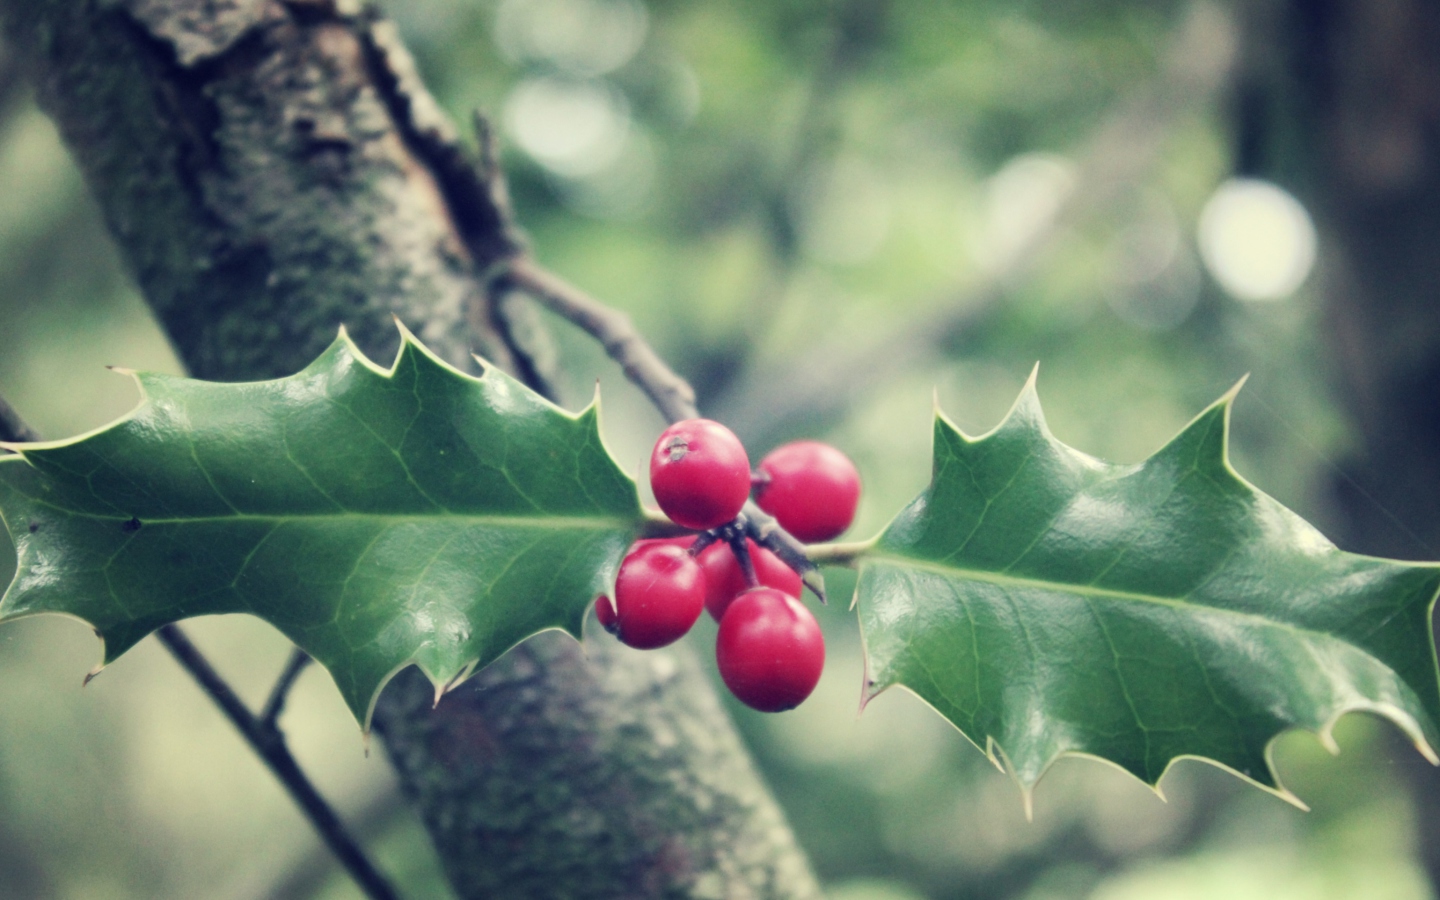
[0,329,644,725]
[856,371,1440,805]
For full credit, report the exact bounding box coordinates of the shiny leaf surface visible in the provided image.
[0,330,643,724]
[856,372,1440,801]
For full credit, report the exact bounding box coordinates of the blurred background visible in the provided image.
[2,0,1439,897]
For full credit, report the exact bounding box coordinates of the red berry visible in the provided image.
[594,595,619,633]
[755,441,860,543]
[650,419,751,530]
[698,539,803,622]
[634,536,695,551]
[609,542,705,649]
[715,588,825,712]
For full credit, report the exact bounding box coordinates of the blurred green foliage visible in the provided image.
[0,1,1430,898]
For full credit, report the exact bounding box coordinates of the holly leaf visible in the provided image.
[0,329,643,725]
[856,371,1440,805]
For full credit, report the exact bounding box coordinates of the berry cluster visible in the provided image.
[594,419,861,712]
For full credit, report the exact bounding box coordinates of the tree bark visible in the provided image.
[1246,0,1440,889]
[0,2,822,896]
[1256,0,1440,560]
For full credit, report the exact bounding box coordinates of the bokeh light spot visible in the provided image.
[972,153,1076,275]
[494,0,649,76]
[503,77,630,177]
[1197,178,1317,302]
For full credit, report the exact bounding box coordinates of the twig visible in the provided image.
[481,6,1235,596]
[263,788,409,900]
[502,254,827,599]
[505,255,699,422]
[260,647,313,728]
[156,626,401,900]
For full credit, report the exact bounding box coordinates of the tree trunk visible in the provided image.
[1246,0,1440,889]
[0,2,822,896]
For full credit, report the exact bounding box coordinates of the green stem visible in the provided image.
[802,537,877,567]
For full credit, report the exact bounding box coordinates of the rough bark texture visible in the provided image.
[5,0,518,381]
[377,632,819,898]
[0,1,822,897]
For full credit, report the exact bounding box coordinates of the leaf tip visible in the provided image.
[857,683,877,715]
[858,658,888,715]
[1221,372,1251,405]
[1317,723,1342,756]
[432,661,481,708]
[980,363,1048,441]
[82,662,105,687]
[390,320,428,363]
[1274,786,1310,812]
[103,365,148,403]
[986,737,1014,775]
[991,740,1039,819]
[803,569,827,604]
[1419,739,1440,766]
[1019,362,1042,409]
[326,324,382,377]
[1362,704,1440,765]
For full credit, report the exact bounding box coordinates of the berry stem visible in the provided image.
[686,530,721,557]
[728,530,761,589]
[742,514,827,605]
[799,538,877,567]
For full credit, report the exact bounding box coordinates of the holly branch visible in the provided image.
[0,2,825,897]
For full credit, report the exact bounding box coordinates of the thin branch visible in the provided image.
[4,2,824,892]
[155,625,401,900]
[505,255,699,422]
[502,254,827,599]
[480,4,1237,599]
[263,788,409,900]
[260,646,313,728]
